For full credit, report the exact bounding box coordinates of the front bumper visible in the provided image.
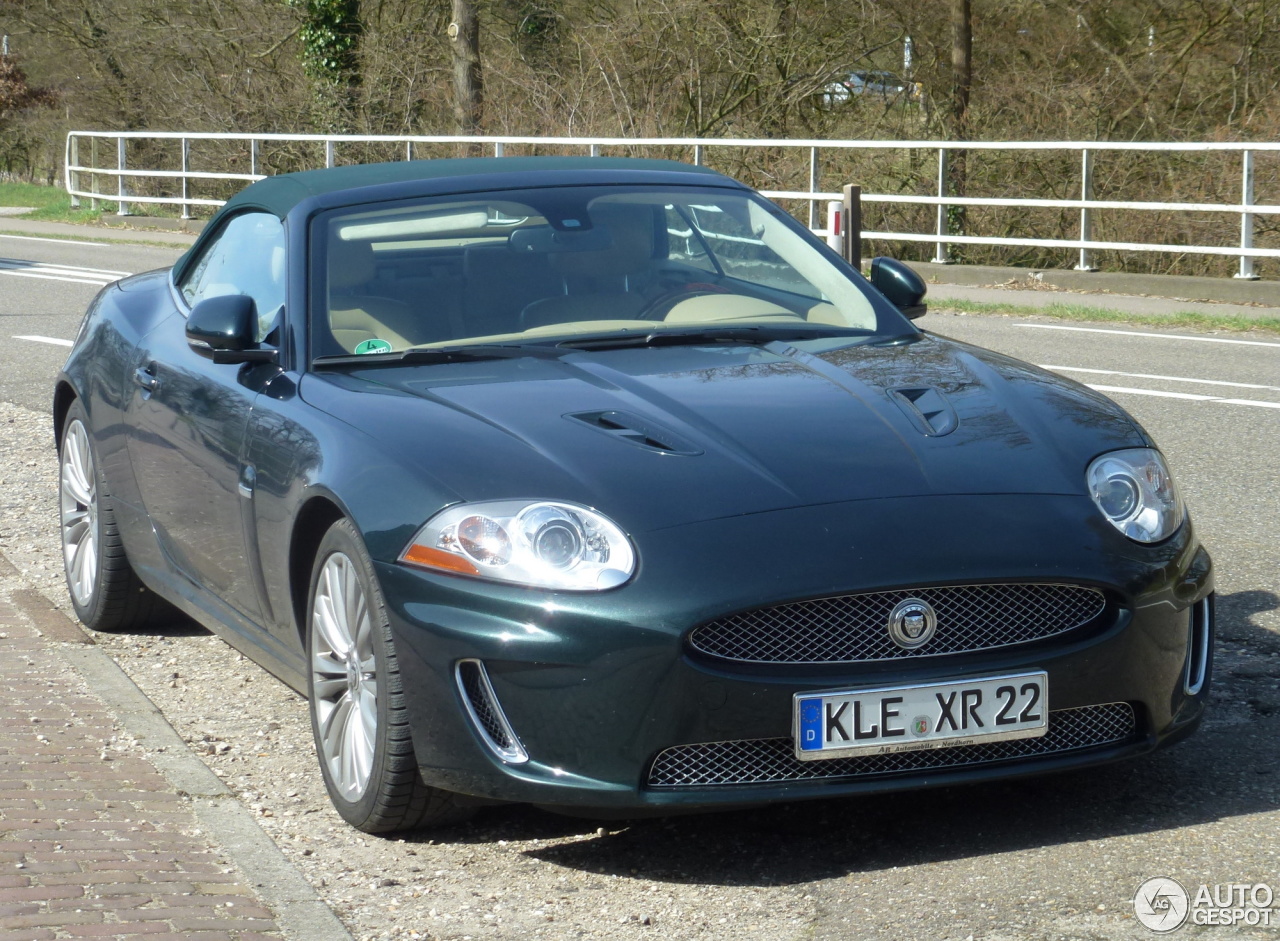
[377,494,1214,811]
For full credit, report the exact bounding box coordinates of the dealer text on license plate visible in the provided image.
[794,672,1048,760]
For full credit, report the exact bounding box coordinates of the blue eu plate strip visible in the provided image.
[798,697,823,751]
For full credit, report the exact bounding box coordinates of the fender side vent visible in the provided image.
[1184,594,1213,696]
[456,660,528,764]
[567,410,702,455]
[888,386,959,436]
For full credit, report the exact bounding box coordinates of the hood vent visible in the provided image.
[888,386,959,437]
[567,410,702,455]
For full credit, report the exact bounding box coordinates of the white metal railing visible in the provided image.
[64,131,1280,279]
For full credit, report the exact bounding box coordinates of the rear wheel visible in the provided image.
[306,517,474,833]
[59,400,174,631]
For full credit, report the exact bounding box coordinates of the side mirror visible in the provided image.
[187,295,275,364]
[870,257,928,320]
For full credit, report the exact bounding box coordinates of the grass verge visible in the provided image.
[931,298,1280,337]
[0,180,110,223]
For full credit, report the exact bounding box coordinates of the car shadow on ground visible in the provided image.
[116,611,212,638]
[418,588,1280,887]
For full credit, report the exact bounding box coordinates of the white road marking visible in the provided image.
[0,258,130,276]
[1041,364,1280,393]
[0,269,114,286]
[0,233,109,248]
[13,335,74,347]
[1087,384,1216,401]
[1215,398,1280,410]
[0,257,130,286]
[1015,323,1280,349]
[1087,383,1280,410]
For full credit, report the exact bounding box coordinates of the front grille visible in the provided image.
[648,702,1136,788]
[689,583,1107,664]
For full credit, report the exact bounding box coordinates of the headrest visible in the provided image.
[551,203,655,280]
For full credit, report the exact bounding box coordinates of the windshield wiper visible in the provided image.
[313,342,563,367]
[554,324,870,351]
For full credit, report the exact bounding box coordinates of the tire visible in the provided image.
[306,517,475,833]
[59,400,175,632]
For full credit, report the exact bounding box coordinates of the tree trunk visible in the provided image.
[450,0,483,142]
[946,0,972,260]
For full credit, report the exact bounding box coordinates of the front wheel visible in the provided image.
[59,399,174,631]
[306,517,474,833]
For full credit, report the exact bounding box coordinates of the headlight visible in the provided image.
[400,500,635,590]
[1086,448,1184,543]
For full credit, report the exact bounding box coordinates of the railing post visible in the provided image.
[843,184,862,272]
[406,140,413,161]
[494,141,504,157]
[589,143,601,157]
[250,139,259,177]
[68,136,80,209]
[1236,149,1258,280]
[808,146,820,230]
[693,144,704,166]
[325,140,335,168]
[180,138,191,220]
[1074,148,1097,271]
[90,137,99,211]
[932,148,949,264]
[116,137,130,216]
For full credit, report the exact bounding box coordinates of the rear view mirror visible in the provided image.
[187,295,276,364]
[870,257,928,320]
[509,226,613,254]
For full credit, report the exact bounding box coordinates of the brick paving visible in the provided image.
[0,599,286,940]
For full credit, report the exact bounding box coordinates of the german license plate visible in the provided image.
[794,672,1048,760]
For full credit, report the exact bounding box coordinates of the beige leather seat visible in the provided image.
[327,240,418,352]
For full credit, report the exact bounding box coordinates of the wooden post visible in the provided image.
[842,184,862,273]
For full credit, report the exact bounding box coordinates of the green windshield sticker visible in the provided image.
[354,338,393,355]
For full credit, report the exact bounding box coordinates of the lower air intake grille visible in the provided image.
[689,583,1107,663]
[647,702,1136,788]
[456,659,527,764]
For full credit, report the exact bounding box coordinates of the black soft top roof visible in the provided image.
[218,155,727,221]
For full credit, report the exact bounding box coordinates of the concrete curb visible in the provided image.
[101,213,207,235]
[904,261,1280,308]
[0,216,198,247]
[3,558,354,941]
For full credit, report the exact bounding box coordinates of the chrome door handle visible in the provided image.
[133,364,158,391]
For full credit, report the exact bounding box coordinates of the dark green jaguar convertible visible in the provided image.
[54,157,1213,832]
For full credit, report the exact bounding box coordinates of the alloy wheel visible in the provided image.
[310,551,379,802]
[60,420,99,607]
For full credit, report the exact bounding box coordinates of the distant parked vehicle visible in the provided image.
[822,70,921,106]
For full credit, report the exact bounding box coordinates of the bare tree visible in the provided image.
[946,0,971,259]
[450,0,482,136]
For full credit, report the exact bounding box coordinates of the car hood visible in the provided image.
[301,334,1145,534]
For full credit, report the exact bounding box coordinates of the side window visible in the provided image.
[179,212,286,342]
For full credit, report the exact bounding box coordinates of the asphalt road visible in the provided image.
[2,232,1278,940]
[0,232,183,412]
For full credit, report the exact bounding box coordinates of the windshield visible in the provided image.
[312,184,909,358]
